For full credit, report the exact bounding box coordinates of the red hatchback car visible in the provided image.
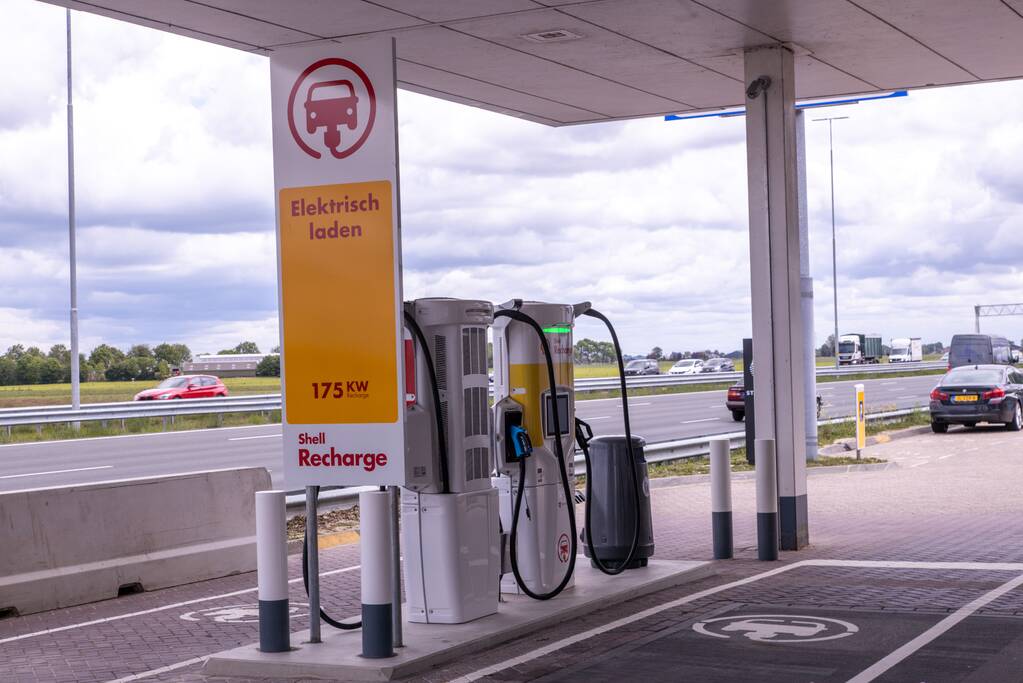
[134,375,228,400]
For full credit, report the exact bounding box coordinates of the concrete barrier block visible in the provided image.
[0,467,271,616]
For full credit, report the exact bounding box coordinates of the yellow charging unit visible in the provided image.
[492,300,580,597]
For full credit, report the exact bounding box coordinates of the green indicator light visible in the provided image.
[542,326,572,334]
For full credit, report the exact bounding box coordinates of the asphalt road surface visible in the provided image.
[0,374,940,492]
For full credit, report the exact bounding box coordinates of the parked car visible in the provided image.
[668,359,704,375]
[701,357,735,373]
[133,375,229,400]
[624,359,660,376]
[928,364,1023,433]
[726,382,822,422]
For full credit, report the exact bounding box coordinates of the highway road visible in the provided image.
[0,373,940,492]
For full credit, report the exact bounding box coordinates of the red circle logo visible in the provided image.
[287,57,376,160]
[558,533,570,563]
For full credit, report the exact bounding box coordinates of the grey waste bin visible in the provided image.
[581,435,655,569]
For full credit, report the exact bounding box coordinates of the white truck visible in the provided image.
[889,337,922,363]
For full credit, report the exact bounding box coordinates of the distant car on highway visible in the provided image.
[726,382,822,422]
[134,375,229,401]
[928,364,1023,433]
[624,359,660,376]
[701,357,735,373]
[668,359,704,375]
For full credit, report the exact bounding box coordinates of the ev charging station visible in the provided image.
[228,35,704,678]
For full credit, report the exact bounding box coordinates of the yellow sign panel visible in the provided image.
[279,180,397,424]
[855,384,866,451]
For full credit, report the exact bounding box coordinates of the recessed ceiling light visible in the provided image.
[522,29,582,43]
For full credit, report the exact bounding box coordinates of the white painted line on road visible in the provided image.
[0,564,361,646]
[582,387,728,403]
[454,559,1023,683]
[584,416,612,421]
[880,381,899,386]
[938,454,956,460]
[847,572,1023,683]
[0,422,281,449]
[897,395,917,400]
[227,433,282,441]
[103,655,209,683]
[682,417,719,424]
[0,465,112,480]
[624,402,651,407]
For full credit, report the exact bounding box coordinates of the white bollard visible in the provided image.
[709,439,733,560]
[256,490,290,652]
[755,439,778,561]
[360,490,394,659]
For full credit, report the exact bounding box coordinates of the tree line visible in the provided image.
[574,340,737,364]
[0,340,270,385]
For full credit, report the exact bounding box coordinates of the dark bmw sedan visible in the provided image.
[929,364,1023,433]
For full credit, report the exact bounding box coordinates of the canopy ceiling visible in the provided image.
[44,0,1023,125]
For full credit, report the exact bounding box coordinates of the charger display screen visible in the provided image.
[543,393,570,437]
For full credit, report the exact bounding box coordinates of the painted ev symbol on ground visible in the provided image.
[693,614,859,643]
[180,603,306,624]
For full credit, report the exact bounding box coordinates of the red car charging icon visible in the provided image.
[287,57,376,160]
[305,79,359,158]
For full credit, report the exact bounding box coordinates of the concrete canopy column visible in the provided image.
[743,45,809,550]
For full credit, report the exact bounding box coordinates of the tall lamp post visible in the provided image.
[814,115,848,368]
[66,10,81,421]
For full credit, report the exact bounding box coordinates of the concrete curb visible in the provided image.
[649,460,898,490]
[820,425,931,455]
[286,529,360,556]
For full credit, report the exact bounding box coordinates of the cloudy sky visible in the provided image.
[2,1,1022,358]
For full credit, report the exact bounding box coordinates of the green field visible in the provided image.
[0,376,281,408]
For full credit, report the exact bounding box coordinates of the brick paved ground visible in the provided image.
[2,424,1021,681]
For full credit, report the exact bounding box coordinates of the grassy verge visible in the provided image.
[817,368,944,384]
[640,448,886,480]
[0,376,281,408]
[818,409,930,446]
[0,410,282,445]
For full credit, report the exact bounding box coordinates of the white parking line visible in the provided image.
[0,564,360,646]
[227,433,282,441]
[897,395,917,400]
[104,655,208,683]
[582,416,612,420]
[682,418,719,424]
[0,465,112,480]
[847,572,1023,683]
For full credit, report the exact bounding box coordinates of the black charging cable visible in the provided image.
[403,310,450,495]
[494,308,577,601]
[576,307,643,575]
[301,485,361,629]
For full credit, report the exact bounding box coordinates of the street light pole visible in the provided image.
[66,10,81,421]
[814,115,848,368]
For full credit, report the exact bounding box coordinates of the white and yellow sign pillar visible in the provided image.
[269,38,403,657]
[270,40,404,487]
[855,383,866,459]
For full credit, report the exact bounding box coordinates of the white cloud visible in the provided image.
[1,0,1023,360]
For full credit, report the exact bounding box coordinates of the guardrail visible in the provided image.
[0,363,943,431]
[289,407,928,509]
[574,360,946,392]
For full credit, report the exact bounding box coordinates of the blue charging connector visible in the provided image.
[509,425,533,460]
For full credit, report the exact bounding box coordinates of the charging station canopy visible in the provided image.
[41,1,1023,127]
